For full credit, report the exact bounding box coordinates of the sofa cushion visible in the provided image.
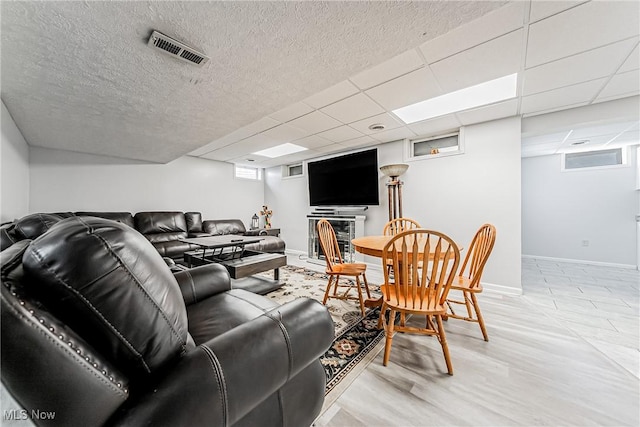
[135,211,187,235]
[202,219,246,235]
[152,240,196,258]
[76,211,134,228]
[185,212,203,234]
[13,213,65,240]
[245,236,286,254]
[22,216,189,380]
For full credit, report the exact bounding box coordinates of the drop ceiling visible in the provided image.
[1,1,639,167]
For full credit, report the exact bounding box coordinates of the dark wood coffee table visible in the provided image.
[181,236,286,280]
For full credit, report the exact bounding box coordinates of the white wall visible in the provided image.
[522,148,637,267]
[266,116,522,293]
[29,147,264,224]
[1,101,30,223]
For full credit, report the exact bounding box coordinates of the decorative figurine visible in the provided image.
[260,205,273,229]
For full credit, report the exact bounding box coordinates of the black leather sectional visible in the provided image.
[1,211,285,258]
[1,215,333,426]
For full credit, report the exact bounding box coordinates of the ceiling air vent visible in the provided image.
[148,31,209,66]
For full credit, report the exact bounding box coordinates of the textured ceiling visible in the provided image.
[1,1,505,163]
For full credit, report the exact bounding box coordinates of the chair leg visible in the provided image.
[362,273,371,299]
[355,276,366,317]
[332,274,340,296]
[377,301,387,329]
[470,292,489,342]
[383,309,396,366]
[322,276,334,305]
[435,314,453,375]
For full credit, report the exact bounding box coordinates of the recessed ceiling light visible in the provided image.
[252,143,307,158]
[392,73,518,124]
[368,123,386,131]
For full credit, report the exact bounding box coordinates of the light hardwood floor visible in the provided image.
[293,256,640,427]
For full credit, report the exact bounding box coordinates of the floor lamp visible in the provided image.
[380,164,409,222]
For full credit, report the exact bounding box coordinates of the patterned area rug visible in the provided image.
[260,265,385,402]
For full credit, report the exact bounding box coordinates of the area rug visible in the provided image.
[259,265,386,406]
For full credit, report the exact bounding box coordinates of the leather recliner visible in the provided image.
[1,216,333,426]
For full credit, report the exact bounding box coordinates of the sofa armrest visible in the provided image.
[173,264,232,305]
[187,232,211,238]
[108,298,334,426]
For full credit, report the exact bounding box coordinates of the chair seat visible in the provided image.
[380,285,446,314]
[450,276,483,292]
[327,263,367,275]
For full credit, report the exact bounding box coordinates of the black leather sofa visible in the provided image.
[1,216,333,426]
[0,211,286,259]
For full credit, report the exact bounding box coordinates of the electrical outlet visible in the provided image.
[582,240,589,247]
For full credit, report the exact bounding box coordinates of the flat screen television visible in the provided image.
[307,149,379,207]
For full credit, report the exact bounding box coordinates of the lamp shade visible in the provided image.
[380,163,409,178]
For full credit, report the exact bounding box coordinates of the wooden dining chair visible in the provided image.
[316,219,371,316]
[445,224,496,341]
[379,229,460,374]
[382,217,421,236]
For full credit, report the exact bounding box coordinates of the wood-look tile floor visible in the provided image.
[302,257,640,427]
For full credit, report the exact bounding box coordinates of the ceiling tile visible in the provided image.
[338,135,377,148]
[350,49,424,90]
[261,123,309,144]
[419,2,525,63]
[370,126,416,143]
[523,39,637,96]
[521,79,607,115]
[312,144,350,154]
[288,111,342,134]
[430,30,523,93]
[365,67,441,111]
[316,125,364,143]
[522,130,571,147]
[595,70,640,102]
[268,102,314,123]
[521,102,589,118]
[349,113,403,134]
[320,93,385,124]
[292,135,333,149]
[202,135,273,161]
[526,1,640,67]
[407,115,461,137]
[528,1,587,23]
[521,142,562,157]
[190,117,280,156]
[456,99,519,126]
[619,44,639,73]
[570,121,636,140]
[303,80,360,109]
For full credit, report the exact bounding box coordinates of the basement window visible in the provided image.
[235,165,262,180]
[404,130,464,162]
[281,163,304,179]
[562,147,626,171]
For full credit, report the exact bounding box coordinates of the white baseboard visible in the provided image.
[522,254,637,270]
[482,282,523,296]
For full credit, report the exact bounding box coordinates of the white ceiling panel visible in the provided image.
[312,143,351,154]
[350,49,424,90]
[570,121,637,141]
[370,126,416,143]
[522,130,571,147]
[268,102,314,123]
[595,70,640,102]
[292,135,332,149]
[349,113,403,134]
[528,1,586,24]
[320,93,385,124]
[420,1,525,63]
[288,111,342,134]
[407,115,461,138]
[521,142,563,157]
[456,99,518,126]
[521,79,607,115]
[303,80,360,109]
[526,1,640,67]
[261,124,309,144]
[316,125,365,143]
[364,67,441,111]
[338,135,377,148]
[202,133,276,161]
[430,30,523,93]
[523,39,637,96]
[619,44,640,73]
[188,116,280,156]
